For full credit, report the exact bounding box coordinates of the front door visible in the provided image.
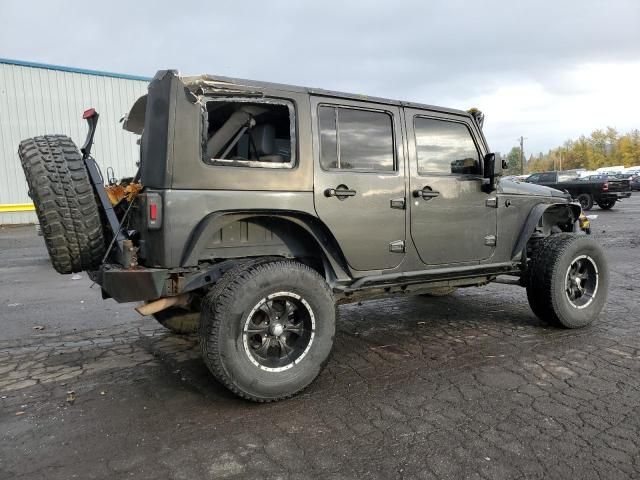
[405,110,496,265]
[312,97,406,271]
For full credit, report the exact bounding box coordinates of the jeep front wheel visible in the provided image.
[526,234,608,328]
[199,259,335,402]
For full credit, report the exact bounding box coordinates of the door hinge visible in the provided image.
[389,240,405,253]
[486,197,498,208]
[390,197,406,210]
[484,235,497,246]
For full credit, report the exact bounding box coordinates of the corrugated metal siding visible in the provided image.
[0,63,148,224]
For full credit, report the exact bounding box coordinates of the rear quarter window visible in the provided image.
[204,98,296,169]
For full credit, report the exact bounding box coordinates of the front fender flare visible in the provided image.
[511,202,581,260]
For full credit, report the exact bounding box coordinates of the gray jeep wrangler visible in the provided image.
[18,70,607,402]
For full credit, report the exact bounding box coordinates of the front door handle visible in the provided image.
[325,184,357,200]
[413,186,440,200]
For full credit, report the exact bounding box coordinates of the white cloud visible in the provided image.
[468,62,640,155]
[1,0,639,156]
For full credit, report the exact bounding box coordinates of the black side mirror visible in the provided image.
[482,153,500,192]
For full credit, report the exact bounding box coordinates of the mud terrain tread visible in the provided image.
[200,259,334,402]
[198,258,279,381]
[18,135,104,273]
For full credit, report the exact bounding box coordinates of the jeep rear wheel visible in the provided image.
[199,259,335,402]
[526,234,608,328]
[18,135,105,273]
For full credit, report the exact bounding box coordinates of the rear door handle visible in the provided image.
[413,187,440,200]
[325,185,357,199]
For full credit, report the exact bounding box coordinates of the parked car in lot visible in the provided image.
[525,171,632,210]
[609,172,640,191]
[19,70,605,402]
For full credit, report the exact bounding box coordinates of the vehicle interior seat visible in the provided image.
[250,124,284,163]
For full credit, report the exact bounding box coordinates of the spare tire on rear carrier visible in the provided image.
[18,135,105,274]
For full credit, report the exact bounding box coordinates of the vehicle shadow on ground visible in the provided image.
[143,289,554,402]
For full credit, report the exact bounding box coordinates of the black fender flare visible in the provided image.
[511,202,581,260]
[179,210,352,282]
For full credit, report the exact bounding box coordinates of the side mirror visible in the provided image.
[482,153,501,192]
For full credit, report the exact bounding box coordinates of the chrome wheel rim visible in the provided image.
[565,255,599,309]
[242,292,315,372]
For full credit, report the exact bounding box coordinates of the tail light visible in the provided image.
[602,182,609,192]
[149,203,158,221]
[146,193,162,230]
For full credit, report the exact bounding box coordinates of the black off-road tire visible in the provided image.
[154,308,200,335]
[576,193,593,211]
[526,233,608,328]
[199,259,336,402]
[18,135,104,274]
[597,198,616,210]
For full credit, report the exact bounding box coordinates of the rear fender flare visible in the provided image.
[180,210,351,283]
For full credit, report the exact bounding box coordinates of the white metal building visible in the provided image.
[0,58,150,224]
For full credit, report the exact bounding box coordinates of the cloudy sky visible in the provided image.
[1,0,639,155]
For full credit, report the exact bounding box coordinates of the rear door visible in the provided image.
[405,110,496,265]
[311,97,406,271]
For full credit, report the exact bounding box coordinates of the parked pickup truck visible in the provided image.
[525,171,632,210]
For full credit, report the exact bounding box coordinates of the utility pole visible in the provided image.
[559,149,563,172]
[519,136,524,174]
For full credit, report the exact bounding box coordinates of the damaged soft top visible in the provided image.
[122,70,479,135]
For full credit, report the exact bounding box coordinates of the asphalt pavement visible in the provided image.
[1,195,639,479]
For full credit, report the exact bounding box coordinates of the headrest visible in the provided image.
[251,124,276,156]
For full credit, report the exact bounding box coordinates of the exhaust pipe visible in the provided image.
[135,294,190,316]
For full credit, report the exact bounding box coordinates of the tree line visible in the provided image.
[502,128,640,175]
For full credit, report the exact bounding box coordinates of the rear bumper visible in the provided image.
[88,265,169,303]
[88,260,232,303]
[601,192,631,200]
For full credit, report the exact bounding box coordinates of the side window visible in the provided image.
[414,117,480,175]
[539,172,556,182]
[319,106,394,172]
[204,99,295,168]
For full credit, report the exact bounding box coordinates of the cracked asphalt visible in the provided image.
[1,195,639,480]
